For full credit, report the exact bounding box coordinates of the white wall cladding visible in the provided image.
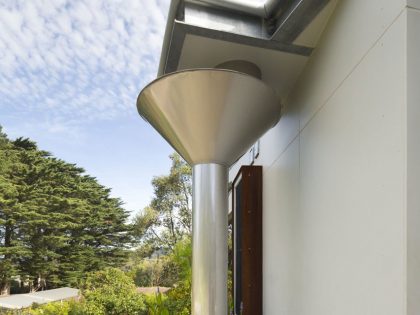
[295,0,406,129]
[263,140,300,314]
[229,0,420,313]
[297,11,406,313]
[407,8,420,315]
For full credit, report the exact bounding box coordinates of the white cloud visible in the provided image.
[0,0,170,123]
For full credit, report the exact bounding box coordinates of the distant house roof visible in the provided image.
[136,287,171,295]
[0,287,79,310]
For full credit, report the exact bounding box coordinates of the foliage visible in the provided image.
[130,237,192,315]
[144,293,169,315]
[170,237,192,281]
[28,299,83,315]
[0,299,83,315]
[128,257,179,288]
[165,280,190,315]
[133,153,191,254]
[19,269,146,315]
[0,127,132,294]
[79,268,146,315]
[0,144,198,314]
[164,238,191,315]
[129,154,193,314]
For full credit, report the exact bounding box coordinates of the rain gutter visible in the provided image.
[158,0,183,76]
[157,0,283,76]
[191,0,283,18]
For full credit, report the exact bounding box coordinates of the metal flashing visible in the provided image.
[272,0,331,42]
[158,0,183,76]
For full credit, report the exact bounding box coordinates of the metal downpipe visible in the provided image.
[192,164,228,315]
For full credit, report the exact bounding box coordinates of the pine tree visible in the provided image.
[0,127,133,294]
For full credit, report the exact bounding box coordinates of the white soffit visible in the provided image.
[178,35,307,99]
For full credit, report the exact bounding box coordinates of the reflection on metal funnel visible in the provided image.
[137,68,280,315]
[137,69,280,166]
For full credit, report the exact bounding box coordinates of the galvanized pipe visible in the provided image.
[192,164,228,315]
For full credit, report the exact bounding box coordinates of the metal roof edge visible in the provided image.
[158,0,182,76]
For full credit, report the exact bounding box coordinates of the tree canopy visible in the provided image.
[0,127,132,295]
[128,153,193,314]
[133,153,191,254]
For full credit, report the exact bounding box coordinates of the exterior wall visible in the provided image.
[230,0,419,314]
[407,7,420,315]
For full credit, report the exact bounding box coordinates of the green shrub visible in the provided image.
[129,257,179,288]
[163,238,191,315]
[164,280,190,315]
[145,293,169,315]
[139,238,192,315]
[80,268,146,315]
[20,299,83,315]
[29,301,70,314]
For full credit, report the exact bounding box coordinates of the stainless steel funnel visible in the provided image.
[137,68,280,315]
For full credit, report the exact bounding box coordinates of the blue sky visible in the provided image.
[0,0,174,215]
